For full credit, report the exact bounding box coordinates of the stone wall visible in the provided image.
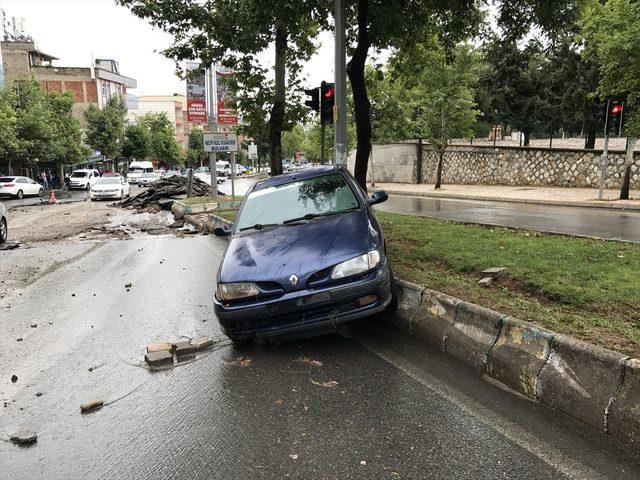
[347,143,640,189]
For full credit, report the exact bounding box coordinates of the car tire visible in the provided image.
[16,190,23,199]
[85,183,90,190]
[38,188,44,197]
[0,217,7,243]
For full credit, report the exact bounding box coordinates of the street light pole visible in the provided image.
[207,65,218,200]
[334,0,347,166]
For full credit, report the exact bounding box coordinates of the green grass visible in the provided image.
[377,212,640,357]
[182,195,243,205]
[214,209,238,221]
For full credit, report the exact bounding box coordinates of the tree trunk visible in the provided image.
[584,123,596,149]
[523,130,530,146]
[346,0,371,192]
[268,26,287,177]
[620,137,637,200]
[435,146,444,189]
[415,138,423,184]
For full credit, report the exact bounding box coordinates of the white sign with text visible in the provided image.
[203,133,238,153]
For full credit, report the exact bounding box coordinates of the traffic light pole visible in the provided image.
[334,0,347,166]
[321,123,326,164]
[598,100,611,200]
[207,65,218,201]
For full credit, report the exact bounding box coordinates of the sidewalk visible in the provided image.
[370,183,640,210]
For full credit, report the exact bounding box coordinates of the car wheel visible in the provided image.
[0,217,7,243]
[38,188,44,197]
[85,183,90,190]
[16,189,23,199]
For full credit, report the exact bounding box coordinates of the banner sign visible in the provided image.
[186,62,207,123]
[203,133,238,153]
[216,69,238,125]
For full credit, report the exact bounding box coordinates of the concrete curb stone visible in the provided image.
[393,279,423,333]
[486,317,554,398]
[443,301,504,372]
[608,359,640,451]
[412,289,459,352]
[535,334,628,433]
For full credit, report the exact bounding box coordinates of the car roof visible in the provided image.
[252,165,341,191]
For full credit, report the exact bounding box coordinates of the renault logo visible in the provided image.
[289,274,299,286]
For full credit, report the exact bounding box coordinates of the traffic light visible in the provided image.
[304,87,319,112]
[320,81,335,125]
[607,100,623,135]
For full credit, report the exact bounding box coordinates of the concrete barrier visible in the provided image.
[486,318,554,398]
[605,358,640,451]
[443,301,504,372]
[392,279,424,332]
[536,335,628,432]
[412,290,459,352]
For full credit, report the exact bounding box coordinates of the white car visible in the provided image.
[69,169,101,190]
[137,172,161,187]
[0,176,45,199]
[90,176,130,201]
[127,161,154,184]
[0,202,7,243]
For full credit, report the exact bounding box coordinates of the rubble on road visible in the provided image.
[147,342,173,353]
[10,429,37,445]
[116,176,224,212]
[145,350,174,367]
[80,399,104,413]
[190,336,214,351]
[173,341,196,357]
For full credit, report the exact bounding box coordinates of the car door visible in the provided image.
[26,177,40,195]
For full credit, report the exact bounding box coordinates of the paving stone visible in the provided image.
[478,277,494,287]
[481,267,507,278]
[145,350,174,366]
[10,429,37,445]
[174,341,196,357]
[146,342,173,353]
[80,399,104,413]
[191,336,214,351]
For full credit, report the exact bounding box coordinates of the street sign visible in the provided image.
[203,133,238,153]
[248,142,258,159]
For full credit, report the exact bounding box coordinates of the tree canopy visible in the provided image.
[84,95,127,159]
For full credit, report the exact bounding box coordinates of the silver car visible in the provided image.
[0,202,7,243]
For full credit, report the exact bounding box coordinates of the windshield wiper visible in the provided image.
[282,207,359,225]
[238,223,279,232]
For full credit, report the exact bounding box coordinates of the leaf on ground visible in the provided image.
[310,378,338,388]
[275,399,284,405]
[296,356,323,367]
[227,356,252,367]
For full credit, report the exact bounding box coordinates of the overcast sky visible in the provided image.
[0,0,335,96]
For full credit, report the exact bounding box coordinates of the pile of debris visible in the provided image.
[116,175,223,212]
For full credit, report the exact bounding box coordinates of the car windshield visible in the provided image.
[236,173,359,230]
[96,177,120,185]
[0,177,15,182]
[71,172,88,178]
[141,173,155,178]
[129,167,148,173]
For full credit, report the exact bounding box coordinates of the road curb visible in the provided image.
[183,212,234,233]
[371,188,640,212]
[388,280,639,453]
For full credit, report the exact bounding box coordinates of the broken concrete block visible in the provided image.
[174,341,196,357]
[145,350,173,366]
[146,342,173,353]
[10,429,37,445]
[481,267,507,278]
[478,277,494,287]
[80,399,104,413]
[191,336,214,351]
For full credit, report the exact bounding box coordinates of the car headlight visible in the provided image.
[216,282,260,300]
[331,250,381,280]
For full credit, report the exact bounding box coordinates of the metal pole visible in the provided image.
[370,147,375,187]
[493,124,497,147]
[333,0,347,166]
[208,65,218,200]
[231,153,236,200]
[321,123,326,164]
[598,99,611,200]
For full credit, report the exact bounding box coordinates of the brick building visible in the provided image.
[0,40,137,126]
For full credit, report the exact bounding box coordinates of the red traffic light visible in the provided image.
[611,104,622,114]
[323,87,334,98]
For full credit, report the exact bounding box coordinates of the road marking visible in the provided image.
[356,332,602,480]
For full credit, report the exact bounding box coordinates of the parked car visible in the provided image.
[0,202,7,243]
[213,166,395,344]
[127,161,154,184]
[162,170,179,178]
[0,176,45,198]
[137,172,161,187]
[69,169,101,190]
[216,161,231,177]
[90,176,130,201]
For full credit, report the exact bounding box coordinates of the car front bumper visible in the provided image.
[214,264,391,340]
[90,191,121,199]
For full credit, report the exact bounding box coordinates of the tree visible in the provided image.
[301,121,356,164]
[84,95,127,159]
[391,38,479,188]
[0,88,19,173]
[123,123,152,161]
[281,124,305,159]
[118,0,330,176]
[580,0,640,198]
[48,91,88,173]
[139,112,181,165]
[365,66,410,144]
[186,128,205,166]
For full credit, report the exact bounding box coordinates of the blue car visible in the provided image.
[213,166,396,343]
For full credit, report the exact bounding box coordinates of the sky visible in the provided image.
[0,0,335,96]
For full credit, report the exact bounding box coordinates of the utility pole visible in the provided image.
[598,99,611,200]
[321,123,326,164]
[334,0,347,166]
[209,66,218,195]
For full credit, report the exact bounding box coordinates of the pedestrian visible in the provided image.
[63,174,71,191]
[41,171,49,190]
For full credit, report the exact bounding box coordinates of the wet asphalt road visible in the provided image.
[1,234,638,479]
[1,189,89,210]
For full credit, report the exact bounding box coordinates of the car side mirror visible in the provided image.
[214,226,231,237]
[367,190,388,206]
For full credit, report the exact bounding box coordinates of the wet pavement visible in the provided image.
[1,189,88,210]
[376,195,640,243]
[1,234,638,479]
